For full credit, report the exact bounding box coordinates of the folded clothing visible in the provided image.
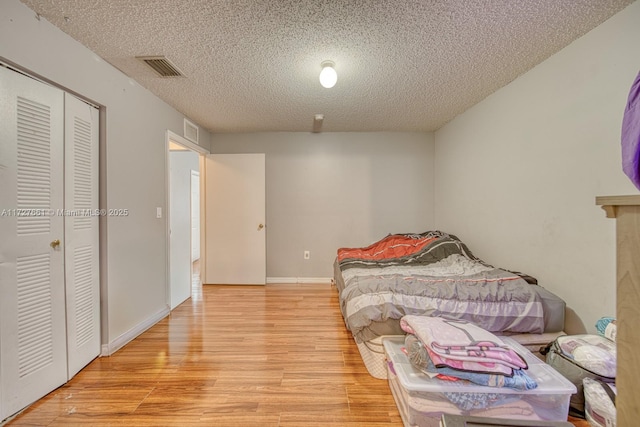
[405,334,538,391]
[400,315,528,372]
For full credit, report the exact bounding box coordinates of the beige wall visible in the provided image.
[211,132,435,278]
[434,1,640,333]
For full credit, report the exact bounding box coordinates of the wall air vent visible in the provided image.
[137,56,184,77]
[184,119,199,143]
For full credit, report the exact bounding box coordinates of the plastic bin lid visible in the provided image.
[382,336,577,395]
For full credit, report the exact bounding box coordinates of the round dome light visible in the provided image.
[319,61,337,88]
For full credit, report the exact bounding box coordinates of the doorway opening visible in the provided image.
[166,131,208,309]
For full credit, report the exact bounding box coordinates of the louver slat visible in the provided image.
[137,56,184,77]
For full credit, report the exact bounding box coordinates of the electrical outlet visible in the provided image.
[304,250,310,260]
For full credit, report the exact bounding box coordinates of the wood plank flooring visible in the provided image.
[5,283,401,426]
[4,281,589,427]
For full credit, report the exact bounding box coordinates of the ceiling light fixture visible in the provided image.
[319,61,337,88]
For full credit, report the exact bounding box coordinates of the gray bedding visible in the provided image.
[334,232,565,343]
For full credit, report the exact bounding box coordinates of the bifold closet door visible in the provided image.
[0,66,67,420]
[64,93,100,379]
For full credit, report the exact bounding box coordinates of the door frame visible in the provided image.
[165,130,208,309]
[190,170,201,263]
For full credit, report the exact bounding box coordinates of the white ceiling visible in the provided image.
[20,0,633,133]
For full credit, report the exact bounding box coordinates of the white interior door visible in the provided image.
[191,170,200,262]
[0,66,67,419]
[64,93,100,379]
[169,150,198,309]
[205,154,266,285]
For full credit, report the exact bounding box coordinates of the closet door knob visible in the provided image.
[257,223,265,231]
[50,239,61,248]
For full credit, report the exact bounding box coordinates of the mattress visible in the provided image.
[334,257,566,339]
[355,336,390,379]
[335,232,568,379]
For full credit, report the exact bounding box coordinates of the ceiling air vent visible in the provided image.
[137,56,184,77]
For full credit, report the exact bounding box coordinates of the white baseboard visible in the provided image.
[267,277,333,284]
[101,305,170,356]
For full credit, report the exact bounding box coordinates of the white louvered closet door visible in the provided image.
[0,66,67,420]
[64,93,100,379]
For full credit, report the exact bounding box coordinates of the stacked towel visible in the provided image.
[401,315,537,391]
[595,317,616,342]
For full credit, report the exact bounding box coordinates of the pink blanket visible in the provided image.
[400,315,528,373]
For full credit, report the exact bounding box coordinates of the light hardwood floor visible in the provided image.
[5,283,402,426]
[4,280,588,427]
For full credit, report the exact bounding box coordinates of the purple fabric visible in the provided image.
[622,71,640,190]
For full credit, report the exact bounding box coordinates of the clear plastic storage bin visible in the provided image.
[383,336,576,427]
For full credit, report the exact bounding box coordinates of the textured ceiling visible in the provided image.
[20,0,633,133]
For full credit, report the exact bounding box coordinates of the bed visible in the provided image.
[333,231,566,378]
